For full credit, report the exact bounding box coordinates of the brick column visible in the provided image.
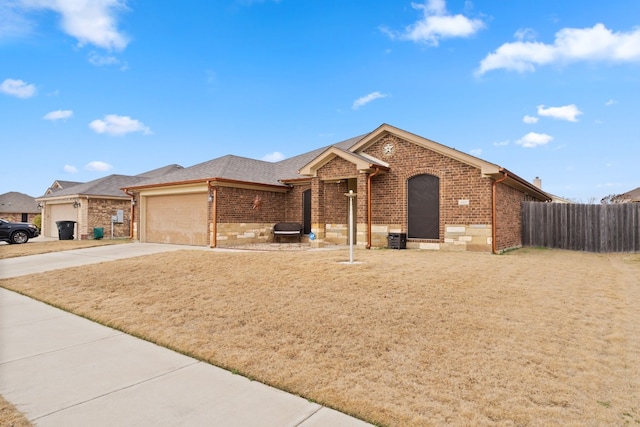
[311,177,325,243]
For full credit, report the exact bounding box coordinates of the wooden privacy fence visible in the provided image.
[522,202,640,253]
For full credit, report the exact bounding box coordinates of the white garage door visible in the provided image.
[144,193,208,246]
[48,203,76,238]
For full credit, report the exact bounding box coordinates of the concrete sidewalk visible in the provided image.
[0,244,371,426]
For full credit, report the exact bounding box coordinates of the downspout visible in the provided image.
[124,189,135,239]
[367,167,382,249]
[492,171,508,254]
[208,181,218,248]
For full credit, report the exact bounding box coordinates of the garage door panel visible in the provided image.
[48,204,76,238]
[145,194,207,246]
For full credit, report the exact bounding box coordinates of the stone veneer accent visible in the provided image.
[441,224,492,252]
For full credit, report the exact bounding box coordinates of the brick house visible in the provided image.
[125,124,550,253]
[36,165,182,240]
[0,192,40,223]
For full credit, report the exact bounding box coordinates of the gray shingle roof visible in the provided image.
[0,192,39,213]
[136,164,184,178]
[129,134,367,189]
[40,175,151,198]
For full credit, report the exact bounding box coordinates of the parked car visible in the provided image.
[0,218,40,244]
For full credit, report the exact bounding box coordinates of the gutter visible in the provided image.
[491,170,508,254]
[126,177,288,192]
[367,167,383,249]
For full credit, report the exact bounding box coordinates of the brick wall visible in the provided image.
[85,199,131,239]
[283,184,310,222]
[495,183,535,251]
[364,134,494,243]
[216,187,286,223]
[0,213,38,223]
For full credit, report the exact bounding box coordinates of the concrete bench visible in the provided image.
[273,222,303,243]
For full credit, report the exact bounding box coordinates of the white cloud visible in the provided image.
[63,164,77,173]
[605,99,618,106]
[493,140,510,147]
[352,91,388,110]
[537,104,583,122]
[85,161,112,172]
[88,51,121,66]
[523,115,539,124]
[382,0,485,46]
[514,28,537,42]
[43,109,73,121]
[469,148,482,156]
[261,151,285,162]
[0,78,36,98]
[477,23,640,75]
[18,0,129,51]
[89,114,152,135]
[516,132,553,148]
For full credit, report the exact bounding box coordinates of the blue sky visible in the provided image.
[1,0,638,202]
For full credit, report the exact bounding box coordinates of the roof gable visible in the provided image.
[39,175,150,199]
[297,146,388,177]
[349,123,501,176]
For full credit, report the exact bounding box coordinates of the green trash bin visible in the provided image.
[93,227,104,240]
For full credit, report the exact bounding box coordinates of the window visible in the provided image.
[407,174,439,239]
[22,213,28,222]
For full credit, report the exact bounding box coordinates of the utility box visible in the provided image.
[93,227,104,240]
[112,209,124,224]
[387,233,407,249]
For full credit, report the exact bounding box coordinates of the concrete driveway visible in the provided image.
[0,243,372,426]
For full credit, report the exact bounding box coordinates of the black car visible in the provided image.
[0,219,40,244]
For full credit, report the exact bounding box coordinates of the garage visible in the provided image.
[47,203,77,238]
[144,193,208,245]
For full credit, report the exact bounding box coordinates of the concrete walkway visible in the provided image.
[0,243,371,426]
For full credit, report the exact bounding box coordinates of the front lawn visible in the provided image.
[2,248,639,426]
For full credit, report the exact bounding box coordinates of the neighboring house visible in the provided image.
[0,192,40,223]
[612,187,640,203]
[125,124,550,253]
[44,180,84,196]
[37,165,183,240]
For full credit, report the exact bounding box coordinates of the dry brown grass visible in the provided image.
[0,395,32,427]
[0,239,130,260]
[2,247,640,426]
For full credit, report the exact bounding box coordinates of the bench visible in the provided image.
[273,222,303,243]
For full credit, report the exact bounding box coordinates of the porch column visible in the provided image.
[357,173,369,247]
[311,177,325,245]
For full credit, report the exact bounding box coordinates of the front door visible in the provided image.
[302,189,311,235]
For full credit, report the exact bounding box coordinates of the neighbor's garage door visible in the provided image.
[48,203,76,238]
[145,193,208,246]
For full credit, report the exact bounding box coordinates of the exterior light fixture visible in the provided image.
[208,193,214,203]
[37,203,43,209]
[73,200,81,208]
[131,198,136,206]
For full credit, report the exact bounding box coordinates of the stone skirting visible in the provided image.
[216,223,274,247]
[441,224,492,252]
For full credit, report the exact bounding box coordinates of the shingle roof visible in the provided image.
[0,192,39,213]
[128,134,367,189]
[53,180,83,189]
[40,175,151,198]
[136,164,184,178]
[614,186,640,202]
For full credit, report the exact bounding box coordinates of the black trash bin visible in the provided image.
[387,233,407,249]
[56,221,76,240]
